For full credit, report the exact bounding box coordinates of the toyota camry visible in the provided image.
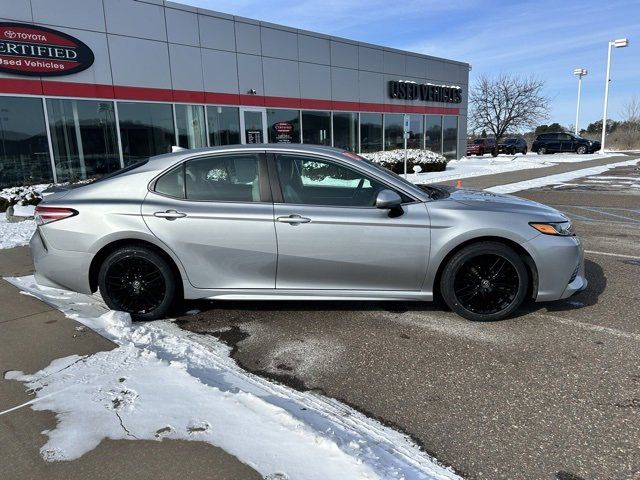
[31,144,586,322]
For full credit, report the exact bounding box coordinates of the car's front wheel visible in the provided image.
[98,245,177,321]
[576,145,587,154]
[440,242,529,321]
[537,146,547,154]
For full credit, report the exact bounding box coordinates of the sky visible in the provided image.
[184,0,638,130]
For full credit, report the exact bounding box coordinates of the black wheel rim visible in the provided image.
[105,256,166,314]
[453,254,520,315]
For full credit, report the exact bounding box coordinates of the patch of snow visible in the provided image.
[405,152,620,185]
[3,275,459,480]
[486,158,640,194]
[0,218,36,249]
[12,204,36,217]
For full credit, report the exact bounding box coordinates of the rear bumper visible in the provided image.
[522,233,586,302]
[30,227,93,294]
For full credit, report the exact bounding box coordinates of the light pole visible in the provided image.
[573,68,587,135]
[601,38,629,153]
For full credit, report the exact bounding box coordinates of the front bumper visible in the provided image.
[522,233,587,302]
[30,227,94,294]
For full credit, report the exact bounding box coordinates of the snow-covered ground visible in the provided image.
[0,218,36,249]
[3,276,459,480]
[486,158,640,194]
[406,152,618,184]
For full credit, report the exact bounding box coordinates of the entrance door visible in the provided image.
[240,108,267,145]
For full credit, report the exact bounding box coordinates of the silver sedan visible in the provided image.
[30,145,586,321]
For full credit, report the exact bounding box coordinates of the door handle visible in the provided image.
[277,214,311,224]
[154,210,186,220]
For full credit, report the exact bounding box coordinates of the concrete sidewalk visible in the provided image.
[0,246,260,480]
[436,153,637,190]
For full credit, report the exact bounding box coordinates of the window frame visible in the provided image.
[150,151,272,204]
[266,152,416,209]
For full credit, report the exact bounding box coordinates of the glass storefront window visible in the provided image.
[407,114,424,149]
[425,115,443,154]
[207,106,240,146]
[443,115,458,160]
[332,112,358,152]
[301,111,330,145]
[360,113,382,153]
[384,114,404,150]
[46,99,120,182]
[0,96,52,188]
[175,104,206,149]
[267,109,300,143]
[118,102,174,165]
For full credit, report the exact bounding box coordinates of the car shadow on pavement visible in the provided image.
[178,259,607,322]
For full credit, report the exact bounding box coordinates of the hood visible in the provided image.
[445,187,567,220]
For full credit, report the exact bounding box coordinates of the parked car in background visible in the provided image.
[466,138,497,157]
[531,133,601,154]
[31,144,586,323]
[497,137,528,155]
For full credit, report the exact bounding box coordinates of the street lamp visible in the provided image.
[573,68,587,135]
[600,38,629,153]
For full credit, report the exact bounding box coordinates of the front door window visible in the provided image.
[240,109,267,144]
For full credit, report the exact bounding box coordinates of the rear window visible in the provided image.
[93,159,149,183]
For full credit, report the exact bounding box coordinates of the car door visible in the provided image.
[559,134,574,152]
[544,133,561,152]
[141,151,277,289]
[270,152,430,291]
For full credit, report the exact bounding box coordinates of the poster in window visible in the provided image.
[246,130,262,144]
[273,122,294,143]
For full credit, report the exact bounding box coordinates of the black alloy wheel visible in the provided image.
[99,246,177,321]
[440,242,529,321]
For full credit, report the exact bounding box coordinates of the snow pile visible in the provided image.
[486,157,640,193]
[0,184,49,212]
[0,218,36,249]
[406,152,620,184]
[361,149,447,173]
[3,276,460,480]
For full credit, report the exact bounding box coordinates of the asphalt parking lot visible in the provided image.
[176,160,640,480]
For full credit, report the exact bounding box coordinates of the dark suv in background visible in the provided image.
[532,133,601,154]
[497,137,528,155]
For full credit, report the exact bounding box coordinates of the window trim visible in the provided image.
[149,151,272,204]
[267,152,417,209]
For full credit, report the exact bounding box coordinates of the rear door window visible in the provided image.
[185,154,262,202]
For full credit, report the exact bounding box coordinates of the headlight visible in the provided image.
[530,221,574,236]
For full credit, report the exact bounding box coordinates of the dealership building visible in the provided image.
[0,0,469,188]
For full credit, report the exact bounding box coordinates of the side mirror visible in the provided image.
[375,189,402,209]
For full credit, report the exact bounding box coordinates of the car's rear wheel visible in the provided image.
[576,145,587,154]
[537,146,547,154]
[440,242,529,321]
[99,246,177,321]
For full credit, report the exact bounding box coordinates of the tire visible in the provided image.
[439,242,529,321]
[98,245,177,321]
[509,147,516,155]
[523,147,528,155]
[576,145,587,154]
[491,148,498,157]
[537,146,547,155]
[477,149,484,156]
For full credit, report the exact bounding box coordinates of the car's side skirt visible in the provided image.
[190,289,433,302]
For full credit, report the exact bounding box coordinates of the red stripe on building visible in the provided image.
[0,79,460,115]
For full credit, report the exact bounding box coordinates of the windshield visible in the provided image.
[473,139,484,144]
[504,138,517,144]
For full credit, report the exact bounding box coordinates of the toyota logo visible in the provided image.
[4,30,16,39]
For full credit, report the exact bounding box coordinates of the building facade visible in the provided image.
[0,0,469,188]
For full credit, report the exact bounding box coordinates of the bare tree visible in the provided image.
[469,74,550,142]
[613,96,640,149]
[620,96,640,124]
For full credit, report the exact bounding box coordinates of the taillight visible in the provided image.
[34,206,78,225]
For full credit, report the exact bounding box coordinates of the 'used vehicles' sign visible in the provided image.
[0,22,94,77]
